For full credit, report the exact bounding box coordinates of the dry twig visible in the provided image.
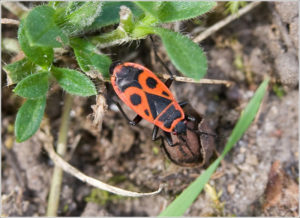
[41,135,163,197]
[160,74,233,87]
[1,18,20,25]
[193,2,262,43]
[39,118,162,198]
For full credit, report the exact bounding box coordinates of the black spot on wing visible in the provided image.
[116,66,143,92]
[145,93,171,119]
[162,91,169,97]
[144,109,149,116]
[130,94,141,105]
[158,105,182,129]
[146,77,157,89]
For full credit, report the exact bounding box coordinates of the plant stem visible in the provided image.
[90,6,154,49]
[46,93,73,216]
[91,28,128,47]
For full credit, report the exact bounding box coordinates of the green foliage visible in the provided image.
[225,1,247,15]
[5,1,216,141]
[58,1,103,35]
[85,188,124,206]
[25,5,68,47]
[13,72,49,99]
[3,58,36,85]
[154,28,207,80]
[136,1,216,24]
[272,83,285,99]
[15,97,46,142]
[71,38,112,78]
[18,20,54,67]
[51,67,97,96]
[159,79,269,216]
[86,1,144,32]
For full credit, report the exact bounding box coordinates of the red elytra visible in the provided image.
[110,62,185,133]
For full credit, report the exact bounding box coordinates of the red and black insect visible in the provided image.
[108,36,214,147]
[109,61,192,146]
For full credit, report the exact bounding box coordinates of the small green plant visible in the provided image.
[3,1,216,142]
[225,1,247,15]
[85,188,125,206]
[272,83,285,99]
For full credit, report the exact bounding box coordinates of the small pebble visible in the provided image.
[227,184,236,194]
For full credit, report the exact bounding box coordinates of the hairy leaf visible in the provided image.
[71,38,112,78]
[52,67,97,96]
[135,1,216,23]
[60,2,103,35]
[13,72,49,99]
[155,28,207,80]
[18,20,54,67]
[3,58,36,85]
[25,5,68,47]
[15,97,46,142]
[86,1,144,31]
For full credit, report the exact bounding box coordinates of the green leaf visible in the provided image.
[59,2,103,35]
[18,20,54,67]
[71,38,112,78]
[135,1,216,23]
[48,1,65,9]
[15,97,46,142]
[3,58,36,85]
[25,5,68,47]
[51,67,97,96]
[159,79,269,216]
[154,28,207,80]
[65,1,85,14]
[86,1,144,32]
[13,72,49,99]
[222,79,269,156]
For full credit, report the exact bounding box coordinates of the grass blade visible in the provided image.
[159,79,269,216]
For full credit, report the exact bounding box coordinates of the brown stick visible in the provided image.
[193,2,262,43]
[39,118,163,198]
[1,18,20,25]
[42,138,163,197]
[160,74,233,87]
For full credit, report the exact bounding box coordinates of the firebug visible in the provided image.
[108,36,207,146]
[109,61,198,146]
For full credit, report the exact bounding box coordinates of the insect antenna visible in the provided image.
[149,35,174,78]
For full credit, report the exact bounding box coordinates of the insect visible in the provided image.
[161,104,216,167]
[109,61,193,146]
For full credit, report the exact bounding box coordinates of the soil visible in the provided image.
[2,2,298,216]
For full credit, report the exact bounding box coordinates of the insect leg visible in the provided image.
[111,99,143,126]
[178,101,197,122]
[185,115,196,122]
[178,101,188,108]
[164,131,175,147]
[178,135,187,143]
[150,35,174,79]
[152,126,159,141]
[164,77,174,88]
[130,115,142,126]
